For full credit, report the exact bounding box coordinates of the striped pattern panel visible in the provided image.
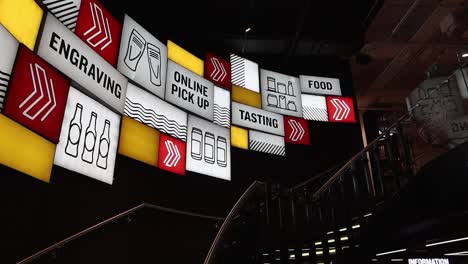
[213,104,230,128]
[303,107,328,122]
[249,139,286,156]
[125,98,187,141]
[230,54,245,88]
[42,0,81,31]
[0,70,10,111]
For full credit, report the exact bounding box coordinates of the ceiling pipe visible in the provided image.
[391,0,424,37]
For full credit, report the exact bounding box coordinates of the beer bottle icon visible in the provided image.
[65,103,83,158]
[82,112,97,164]
[97,119,111,169]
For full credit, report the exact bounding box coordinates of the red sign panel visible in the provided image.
[205,52,231,89]
[326,96,356,123]
[3,45,70,143]
[284,116,310,145]
[158,133,186,176]
[75,0,122,66]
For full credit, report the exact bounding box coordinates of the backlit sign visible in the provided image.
[0,0,43,50]
[3,45,70,143]
[41,0,81,32]
[125,83,187,141]
[299,75,342,96]
[408,259,449,264]
[232,102,284,136]
[0,114,55,182]
[230,54,259,92]
[37,13,128,113]
[284,116,310,145]
[232,84,261,108]
[168,40,203,76]
[301,94,328,122]
[326,96,356,123]
[165,60,214,121]
[205,52,231,89]
[260,68,302,118]
[158,133,186,176]
[231,125,248,149]
[54,87,121,184]
[117,14,167,98]
[74,0,121,66]
[249,130,285,156]
[213,86,230,128]
[0,23,19,111]
[186,114,230,181]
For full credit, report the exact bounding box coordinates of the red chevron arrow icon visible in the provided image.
[19,63,57,122]
[210,57,227,82]
[288,119,305,142]
[83,2,112,51]
[331,98,350,121]
[163,140,181,168]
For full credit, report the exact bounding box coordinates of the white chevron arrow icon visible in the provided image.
[210,57,227,82]
[83,2,112,51]
[331,98,350,121]
[288,119,305,142]
[19,63,57,122]
[163,140,181,168]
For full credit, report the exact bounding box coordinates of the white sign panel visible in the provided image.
[37,13,128,113]
[230,53,260,92]
[232,102,284,136]
[41,0,81,31]
[0,23,19,111]
[117,14,167,98]
[213,86,230,128]
[260,68,302,118]
[55,87,121,184]
[249,130,285,156]
[186,115,230,181]
[124,83,187,141]
[301,94,328,121]
[165,60,214,121]
[299,75,342,96]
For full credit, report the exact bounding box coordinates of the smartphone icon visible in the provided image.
[191,128,203,160]
[204,132,215,164]
[217,136,227,167]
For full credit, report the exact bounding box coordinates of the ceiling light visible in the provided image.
[245,27,251,33]
[462,53,468,58]
[426,236,468,247]
[376,248,406,256]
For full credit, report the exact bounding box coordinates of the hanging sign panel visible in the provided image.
[284,116,310,145]
[249,130,285,156]
[168,40,204,76]
[158,133,186,176]
[299,75,342,96]
[0,23,19,111]
[260,68,303,118]
[165,60,214,121]
[230,54,260,92]
[326,96,356,123]
[186,114,230,181]
[41,0,81,32]
[205,52,231,89]
[54,87,121,184]
[213,86,230,128]
[301,94,328,122]
[74,0,121,66]
[3,45,70,143]
[125,83,187,141]
[232,102,284,136]
[117,14,167,98]
[37,13,128,114]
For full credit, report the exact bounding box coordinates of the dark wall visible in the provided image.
[2,4,363,263]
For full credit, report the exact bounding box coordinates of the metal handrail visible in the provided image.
[17,203,224,264]
[312,106,418,199]
[203,181,265,264]
[290,160,347,192]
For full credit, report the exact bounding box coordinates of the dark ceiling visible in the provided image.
[100,0,381,64]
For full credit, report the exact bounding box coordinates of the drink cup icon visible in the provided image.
[124,29,146,71]
[147,43,162,86]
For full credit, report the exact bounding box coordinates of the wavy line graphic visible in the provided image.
[125,99,187,140]
[213,104,230,127]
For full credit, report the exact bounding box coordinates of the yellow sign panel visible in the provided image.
[231,125,248,150]
[232,84,262,108]
[118,116,160,167]
[0,0,43,50]
[0,114,55,182]
[168,40,204,76]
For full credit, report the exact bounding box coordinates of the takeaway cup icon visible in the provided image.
[147,43,161,86]
[124,29,146,71]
